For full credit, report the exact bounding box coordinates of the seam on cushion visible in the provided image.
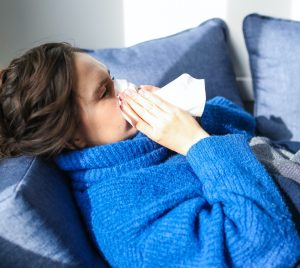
[242,14,255,53]
[14,157,36,193]
[0,157,36,203]
[255,13,300,24]
[243,14,258,115]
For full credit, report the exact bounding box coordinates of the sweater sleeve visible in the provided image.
[185,134,300,267]
[84,135,300,267]
[200,97,256,139]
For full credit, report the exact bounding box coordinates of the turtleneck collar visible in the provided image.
[55,132,173,174]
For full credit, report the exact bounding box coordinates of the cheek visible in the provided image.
[93,101,124,129]
[113,103,127,127]
[81,100,125,136]
[81,100,133,145]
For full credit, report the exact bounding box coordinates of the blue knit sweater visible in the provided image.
[55,97,300,267]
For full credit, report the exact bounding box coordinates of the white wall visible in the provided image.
[0,0,124,67]
[1,0,300,100]
[123,0,300,100]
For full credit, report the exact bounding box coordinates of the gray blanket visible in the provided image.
[250,136,300,185]
[250,136,300,241]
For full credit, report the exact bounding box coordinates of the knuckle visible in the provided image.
[169,109,179,120]
[152,128,163,142]
[173,107,183,115]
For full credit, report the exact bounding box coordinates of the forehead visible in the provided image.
[73,52,108,98]
[73,52,108,78]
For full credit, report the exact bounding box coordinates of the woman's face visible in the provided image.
[71,52,138,148]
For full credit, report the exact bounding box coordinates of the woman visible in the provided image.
[0,42,299,267]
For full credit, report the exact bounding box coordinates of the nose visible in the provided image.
[114,79,138,94]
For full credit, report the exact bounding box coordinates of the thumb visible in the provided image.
[139,85,160,92]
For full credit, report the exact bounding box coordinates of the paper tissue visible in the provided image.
[114,73,206,126]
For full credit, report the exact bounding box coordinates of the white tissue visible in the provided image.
[154,73,206,117]
[114,79,138,126]
[114,79,138,93]
[114,74,206,126]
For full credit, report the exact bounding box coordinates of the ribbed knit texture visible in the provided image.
[55,97,300,267]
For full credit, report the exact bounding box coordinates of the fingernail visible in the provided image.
[138,90,145,96]
[139,89,150,97]
[124,89,137,96]
[120,98,126,109]
[137,86,145,92]
[118,95,124,102]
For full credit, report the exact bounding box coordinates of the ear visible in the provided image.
[65,134,87,150]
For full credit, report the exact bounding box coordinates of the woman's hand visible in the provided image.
[119,85,210,155]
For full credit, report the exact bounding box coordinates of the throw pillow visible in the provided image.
[87,18,243,107]
[243,13,300,142]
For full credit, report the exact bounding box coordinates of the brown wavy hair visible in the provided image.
[0,42,82,158]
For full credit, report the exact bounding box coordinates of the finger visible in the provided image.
[122,90,165,119]
[124,91,160,117]
[120,99,141,127]
[139,88,176,114]
[121,99,154,138]
[138,85,159,92]
[134,119,154,139]
[124,95,160,126]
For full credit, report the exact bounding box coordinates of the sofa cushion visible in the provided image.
[87,18,243,107]
[243,13,300,142]
[0,156,108,267]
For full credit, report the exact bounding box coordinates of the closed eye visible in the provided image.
[99,78,114,100]
[101,86,110,98]
[94,71,114,101]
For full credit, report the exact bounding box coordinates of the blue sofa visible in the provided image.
[1,14,300,267]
